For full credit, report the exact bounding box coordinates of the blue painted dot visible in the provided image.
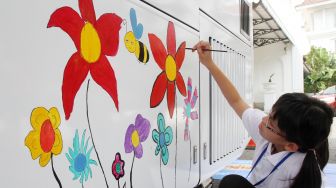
[74,153,87,172]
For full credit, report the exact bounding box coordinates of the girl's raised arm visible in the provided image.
[193,41,250,118]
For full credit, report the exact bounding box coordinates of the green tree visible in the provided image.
[304,46,336,93]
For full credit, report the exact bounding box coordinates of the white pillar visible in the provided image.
[263,82,277,113]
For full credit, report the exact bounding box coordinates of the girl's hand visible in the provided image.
[192,41,213,68]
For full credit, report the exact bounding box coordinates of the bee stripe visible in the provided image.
[138,42,144,62]
[144,48,149,63]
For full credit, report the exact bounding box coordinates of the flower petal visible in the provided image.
[124,125,135,153]
[48,107,61,129]
[152,129,160,144]
[157,113,166,133]
[73,130,80,155]
[187,77,192,102]
[164,126,173,146]
[176,72,186,97]
[191,111,198,120]
[167,21,176,56]
[191,88,198,109]
[161,145,169,165]
[175,42,186,70]
[134,144,143,159]
[30,107,49,130]
[150,72,167,108]
[134,114,150,142]
[155,145,160,156]
[39,152,51,167]
[25,130,42,159]
[79,0,96,23]
[66,153,73,163]
[89,159,97,165]
[84,137,90,154]
[47,7,84,50]
[112,162,119,179]
[62,53,89,120]
[95,13,122,56]
[148,33,167,70]
[90,55,119,111]
[167,81,176,118]
[81,129,86,152]
[51,129,63,155]
[84,168,89,181]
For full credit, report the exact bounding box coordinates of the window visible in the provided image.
[312,10,323,31]
[240,0,250,39]
[325,8,336,29]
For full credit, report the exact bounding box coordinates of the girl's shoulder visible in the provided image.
[281,152,306,178]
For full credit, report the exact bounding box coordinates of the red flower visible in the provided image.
[112,152,125,180]
[47,0,122,120]
[148,21,187,118]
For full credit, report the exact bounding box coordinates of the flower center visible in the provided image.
[40,119,55,153]
[131,130,140,148]
[74,153,87,172]
[80,22,101,63]
[159,132,165,148]
[116,163,121,174]
[165,55,177,82]
[186,103,191,117]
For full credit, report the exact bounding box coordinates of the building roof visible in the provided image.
[253,0,310,53]
[296,0,336,8]
[253,2,289,47]
[298,0,328,6]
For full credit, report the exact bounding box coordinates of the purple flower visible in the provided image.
[124,114,151,158]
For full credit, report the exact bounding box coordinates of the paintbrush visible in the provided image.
[185,47,227,52]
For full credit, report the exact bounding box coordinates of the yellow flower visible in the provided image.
[25,107,63,167]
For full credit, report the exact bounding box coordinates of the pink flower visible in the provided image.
[111,152,125,180]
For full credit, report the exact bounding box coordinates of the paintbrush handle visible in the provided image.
[185,47,227,52]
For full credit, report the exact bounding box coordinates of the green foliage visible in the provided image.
[304,46,336,93]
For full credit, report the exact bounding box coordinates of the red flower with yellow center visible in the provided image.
[148,21,187,118]
[47,0,122,120]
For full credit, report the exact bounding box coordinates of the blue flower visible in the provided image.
[152,113,173,165]
[66,129,97,184]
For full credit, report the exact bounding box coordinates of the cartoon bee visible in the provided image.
[124,8,150,64]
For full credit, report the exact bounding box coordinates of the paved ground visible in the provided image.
[239,117,336,163]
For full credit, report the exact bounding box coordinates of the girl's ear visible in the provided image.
[284,142,299,152]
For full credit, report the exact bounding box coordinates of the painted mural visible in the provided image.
[23,0,199,188]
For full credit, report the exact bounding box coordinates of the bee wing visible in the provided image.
[130,8,143,39]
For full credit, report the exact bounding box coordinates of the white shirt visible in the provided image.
[242,108,307,188]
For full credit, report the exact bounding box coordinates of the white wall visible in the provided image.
[254,42,304,104]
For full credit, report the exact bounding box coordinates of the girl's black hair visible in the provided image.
[272,93,333,188]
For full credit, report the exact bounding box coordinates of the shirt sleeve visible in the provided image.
[242,108,266,144]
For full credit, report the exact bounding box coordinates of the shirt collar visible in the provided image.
[265,143,291,166]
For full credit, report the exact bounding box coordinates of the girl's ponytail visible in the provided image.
[290,148,324,188]
[316,139,329,170]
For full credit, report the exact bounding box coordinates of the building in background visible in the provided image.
[252,0,309,111]
[296,0,336,52]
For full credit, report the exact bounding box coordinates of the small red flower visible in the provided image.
[112,152,125,180]
[148,21,187,118]
[47,0,122,120]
